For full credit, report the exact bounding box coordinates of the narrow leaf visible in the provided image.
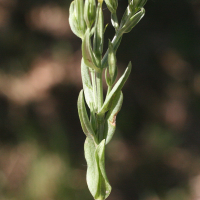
[98,62,132,114]
[78,90,97,143]
[119,4,132,30]
[121,8,145,34]
[95,139,112,200]
[69,1,82,38]
[84,139,112,200]
[82,29,100,71]
[105,0,118,13]
[75,0,86,36]
[81,59,94,110]
[104,92,123,144]
[84,137,99,198]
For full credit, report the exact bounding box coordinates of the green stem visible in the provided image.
[111,12,119,30]
[91,70,97,111]
[96,70,104,142]
[101,30,123,68]
[96,71,103,111]
[106,85,112,98]
[90,104,96,133]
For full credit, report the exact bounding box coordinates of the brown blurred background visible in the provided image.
[0,0,200,199]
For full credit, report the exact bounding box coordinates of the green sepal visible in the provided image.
[98,62,132,114]
[82,28,100,71]
[84,138,112,200]
[121,8,145,34]
[119,4,133,30]
[104,92,123,144]
[78,90,98,144]
[81,59,94,110]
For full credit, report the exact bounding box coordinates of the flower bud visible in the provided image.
[84,0,96,28]
[107,40,117,85]
[121,8,145,34]
[93,5,104,60]
[108,41,116,77]
[105,0,118,13]
[129,0,147,11]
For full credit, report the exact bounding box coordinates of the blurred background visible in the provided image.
[0,0,200,199]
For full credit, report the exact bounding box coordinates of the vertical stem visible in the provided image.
[90,70,97,134]
[90,104,96,133]
[101,30,123,68]
[96,70,104,142]
[106,85,112,99]
[96,70,103,111]
[111,13,119,30]
[91,70,97,111]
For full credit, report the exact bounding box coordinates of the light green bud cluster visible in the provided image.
[119,0,146,34]
[69,0,147,199]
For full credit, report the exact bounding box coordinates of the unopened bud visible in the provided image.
[93,5,104,59]
[105,0,118,13]
[129,0,147,11]
[84,0,96,28]
[121,8,145,34]
[108,40,117,85]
